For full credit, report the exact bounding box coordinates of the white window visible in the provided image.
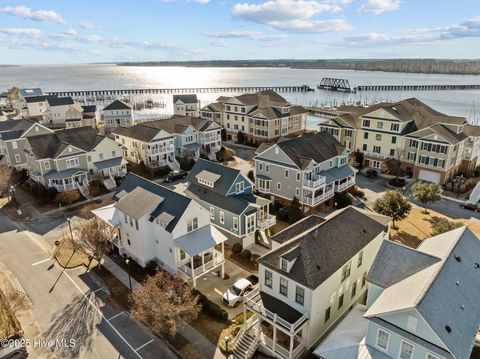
[295,188,300,196]
[296,172,301,181]
[377,121,383,129]
[341,261,351,282]
[246,214,255,234]
[220,211,225,224]
[187,217,198,232]
[277,182,281,190]
[281,258,288,271]
[259,163,263,171]
[285,169,289,178]
[210,207,215,220]
[235,181,244,194]
[12,141,17,149]
[358,251,363,267]
[376,329,389,350]
[370,160,381,169]
[66,158,79,168]
[198,178,214,188]
[99,153,104,160]
[399,341,414,359]
[265,164,269,173]
[14,154,21,163]
[44,161,50,170]
[233,217,238,230]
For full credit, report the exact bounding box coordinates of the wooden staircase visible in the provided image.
[233,317,259,359]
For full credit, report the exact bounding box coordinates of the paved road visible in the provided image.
[355,174,480,220]
[0,213,178,359]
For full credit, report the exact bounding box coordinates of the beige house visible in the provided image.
[319,98,480,184]
[201,90,307,144]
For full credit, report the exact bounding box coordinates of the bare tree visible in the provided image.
[130,270,201,337]
[0,165,14,197]
[75,218,112,267]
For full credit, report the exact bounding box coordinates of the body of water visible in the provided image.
[1,64,480,129]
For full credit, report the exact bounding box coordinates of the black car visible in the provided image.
[164,170,188,183]
[460,203,480,212]
[365,169,378,178]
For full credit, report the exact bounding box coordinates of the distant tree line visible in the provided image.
[117,59,480,75]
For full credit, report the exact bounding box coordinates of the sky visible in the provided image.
[0,0,479,64]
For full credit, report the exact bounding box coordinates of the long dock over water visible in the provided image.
[353,84,480,92]
[45,85,313,97]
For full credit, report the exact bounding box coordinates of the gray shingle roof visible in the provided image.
[115,187,165,221]
[367,240,440,288]
[186,159,241,196]
[113,124,162,142]
[185,184,251,215]
[274,132,345,169]
[173,94,198,104]
[103,100,132,111]
[47,97,75,107]
[270,215,325,245]
[260,207,390,289]
[114,173,192,233]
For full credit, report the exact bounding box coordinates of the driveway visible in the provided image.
[196,259,252,319]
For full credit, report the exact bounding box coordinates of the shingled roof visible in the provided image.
[103,100,132,111]
[273,131,346,169]
[186,159,243,196]
[259,206,390,289]
[173,94,198,104]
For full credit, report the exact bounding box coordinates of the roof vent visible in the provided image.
[455,255,462,263]
[445,325,452,334]
[456,281,460,286]
[362,229,367,233]
[316,265,321,270]
[460,305,465,310]
[475,263,479,269]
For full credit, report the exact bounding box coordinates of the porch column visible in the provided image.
[272,319,277,353]
[201,251,205,272]
[62,178,65,190]
[190,256,196,288]
[289,335,294,359]
[221,241,225,279]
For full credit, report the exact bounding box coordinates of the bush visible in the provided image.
[334,191,352,209]
[145,260,158,276]
[55,190,81,206]
[353,186,365,199]
[247,170,255,183]
[251,253,261,262]
[193,290,229,322]
[388,178,406,187]
[178,157,195,171]
[240,249,252,261]
[432,218,463,236]
[216,146,235,162]
[232,243,243,254]
[236,131,246,144]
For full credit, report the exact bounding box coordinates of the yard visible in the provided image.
[390,207,480,248]
[0,289,19,339]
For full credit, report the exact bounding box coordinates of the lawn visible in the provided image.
[390,207,480,248]
[54,238,98,269]
[0,290,19,339]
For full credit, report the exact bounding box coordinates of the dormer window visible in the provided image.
[281,258,288,271]
[235,181,244,194]
[187,217,198,232]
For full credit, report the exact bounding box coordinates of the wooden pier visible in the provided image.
[353,84,480,92]
[45,85,313,97]
[306,106,348,118]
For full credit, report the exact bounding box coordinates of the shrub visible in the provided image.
[240,249,252,261]
[247,170,255,183]
[193,290,229,322]
[216,146,235,162]
[236,131,246,144]
[353,186,365,199]
[334,191,352,209]
[432,218,463,236]
[388,178,406,187]
[55,190,81,206]
[232,243,243,254]
[145,260,158,276]
[287,197,303,223]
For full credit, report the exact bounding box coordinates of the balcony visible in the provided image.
[302,188,334,206]
[303,173,326,189]
[146,145,174,155]
[363,151,387,159]
[244,287,309,334]
[258,214,276,230]
[199,135,221,144]
[335,177,355,192]
[180,249,224,278]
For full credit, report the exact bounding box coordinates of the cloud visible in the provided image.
[78,21,97,30]
[0,5,66,24]
[231,0,351,32]
[210,40,229,47]
[358,0,400,15]
[203,30,288,41]
[0,27,43,39]
[51,29,102,43]
[333,17,480,47]
[109,38,201,56]
[189,0,211,3]
[7,40,76,51]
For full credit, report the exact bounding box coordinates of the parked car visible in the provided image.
[460,202,480,212]
[223,275,258,307]
[365,169,378,178]
[0,344,28,359]
[164,170,187,183]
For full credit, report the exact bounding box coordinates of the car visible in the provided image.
[365,169,378,178]
[222,276,258,307]
[164,170,188,183]
[0,344,28,359]
[460,202,480,212]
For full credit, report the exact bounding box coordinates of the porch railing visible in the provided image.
[335,177,355,192]
[180,250,224,278]
[303,174,326,189]
[257,214,276,230]
[301,189,334,206]
[244,287,309,334]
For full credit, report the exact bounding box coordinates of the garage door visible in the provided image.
[418,169,441,183]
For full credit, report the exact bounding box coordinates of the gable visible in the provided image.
[227,173,253,196]
[363,108,401,121]
[225,98,245,106]
[255,144,298,168]
[56,144,85,158]
[21,123,53,138]
[151,129,174,142]
[92,137,123,154]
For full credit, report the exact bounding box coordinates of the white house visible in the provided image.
[233,206,391,359]
[102,100,134,128]
[42,97,84,128]
[173,94,199,117]
[314,226,480,359]
[93,173,228,287]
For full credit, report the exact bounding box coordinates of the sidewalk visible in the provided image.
[102,256,227,359]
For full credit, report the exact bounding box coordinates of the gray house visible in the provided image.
[185,159,275,247]
[314,226,480,359]
[254,131,356,213]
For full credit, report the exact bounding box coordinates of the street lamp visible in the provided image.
[125,258,132,292]
[224,336,229,358]
[66,217,75,251]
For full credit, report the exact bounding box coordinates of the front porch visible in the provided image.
[176,225,228,287]
[94,157,128,179]
[235,287,310,359]
[256,197,276,230]
[45,169,89,192]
